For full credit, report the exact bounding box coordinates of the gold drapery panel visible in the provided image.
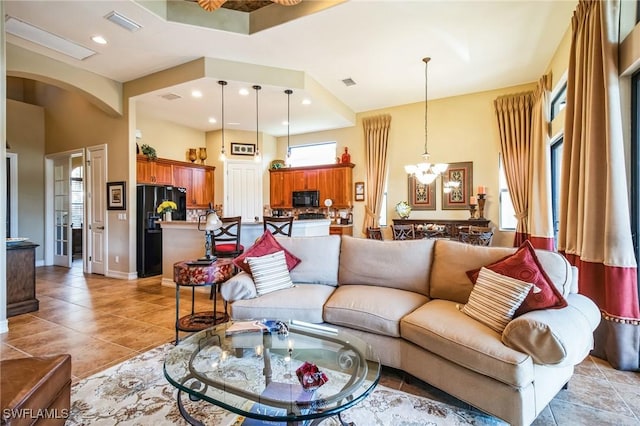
[362,114,391,233]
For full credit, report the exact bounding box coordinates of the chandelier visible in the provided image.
[197,0,301,12]
[404,57,450,186]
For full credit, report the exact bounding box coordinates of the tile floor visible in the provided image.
[1,264,639,425]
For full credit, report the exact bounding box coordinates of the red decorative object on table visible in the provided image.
[295,361,329,391]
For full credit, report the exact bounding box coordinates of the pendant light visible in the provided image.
[285,89,293,165]
[218,80,227,161]
[404,57,448,185]
[253,85,262,163]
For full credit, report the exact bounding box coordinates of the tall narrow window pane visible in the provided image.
[498,154,517,230]
[551,138,563,250]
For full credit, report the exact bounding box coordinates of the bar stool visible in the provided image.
[173,258,234,344]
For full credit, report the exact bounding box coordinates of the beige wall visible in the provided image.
[6,99,45,259]
[136,112,206,163]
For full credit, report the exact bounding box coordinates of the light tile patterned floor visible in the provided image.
[1,264,639,425]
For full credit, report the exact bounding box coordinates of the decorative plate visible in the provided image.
[395,201,412,219]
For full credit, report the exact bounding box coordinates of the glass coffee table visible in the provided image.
[164,320,380,425]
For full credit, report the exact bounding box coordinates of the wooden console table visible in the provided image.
[6,241,40,317]
[393,218,491,240]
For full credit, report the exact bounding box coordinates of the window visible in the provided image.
[287,142,336,167]
[71,166,84,229]
[498,154,517,230]
[631,70,640,273]
[550,82,567,121]
[551,137,563,249]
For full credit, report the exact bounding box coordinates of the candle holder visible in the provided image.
[468,204,477,219]
[477,194,486,220]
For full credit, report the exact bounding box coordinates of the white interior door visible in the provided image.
[225,160,263,222]
[86,145,106,275]
[53,156,72,267]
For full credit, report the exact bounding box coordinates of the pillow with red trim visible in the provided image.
[233,230,301,275]
[466,240,567,316]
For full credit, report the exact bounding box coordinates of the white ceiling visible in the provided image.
[4,0,577,137]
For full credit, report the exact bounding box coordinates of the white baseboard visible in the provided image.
[106,270,139,280]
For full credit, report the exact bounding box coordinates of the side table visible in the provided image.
[173,258,234,344]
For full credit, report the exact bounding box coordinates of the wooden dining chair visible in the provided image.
[211,216,244,298]
[263,216,294,237]
[391,224,415,240]
[458,225,494,246]
[366,227,384,240]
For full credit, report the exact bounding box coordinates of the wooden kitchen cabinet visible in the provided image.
[269,163,354,209]
[136,156,173,185]
[137,155,215,209]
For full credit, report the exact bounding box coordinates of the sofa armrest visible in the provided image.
[220,271,257,302]
[502,294,600,366]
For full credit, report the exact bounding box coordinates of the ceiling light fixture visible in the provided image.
[254,85,262,163]
[285,89,293,165]
[5,16,96,60]
[191,90,203,98]
[104,11,142,32]
[196,0,301,12]
[91,35,107,45]
[404,57,449,185]
[218,80,227,161]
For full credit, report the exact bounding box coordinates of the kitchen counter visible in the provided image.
[158,219,331,285]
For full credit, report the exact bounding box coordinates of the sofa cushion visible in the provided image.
[229,284,335,324]
[461,267,532,333]
[430,240,574,304]
[275,235,341,285]
[233,231,301,275]
[324,285,428,337]
[246,251,294,296]
[466,240,567,316]
[338,236,434,296]
[401,299,534,388]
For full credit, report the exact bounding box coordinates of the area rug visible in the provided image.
[68,344,506,425]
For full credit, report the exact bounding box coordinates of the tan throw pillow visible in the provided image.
[246,250,293,296]
[461,267,533,333]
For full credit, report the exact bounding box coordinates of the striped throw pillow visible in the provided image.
[461,267,533,334]
[246,250,294,296]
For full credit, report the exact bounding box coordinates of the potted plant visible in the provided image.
[141,144,157,160]
[157,200,177,221]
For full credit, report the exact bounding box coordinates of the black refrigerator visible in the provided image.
[136,184,187,277]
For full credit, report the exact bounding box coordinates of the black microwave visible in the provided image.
[292,190,320,208]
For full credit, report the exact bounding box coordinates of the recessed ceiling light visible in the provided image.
[302,99,311,105]
[191,90,203,98]
[239,88,249,96]
[5,16,96,60]
[208,118,217,124]
[91,35,107,45]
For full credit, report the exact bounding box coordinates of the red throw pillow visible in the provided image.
[466,240,567,316]
[233,230,301,275]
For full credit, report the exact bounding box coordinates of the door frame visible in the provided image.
[6,153,18,237]
[45,149,84,268]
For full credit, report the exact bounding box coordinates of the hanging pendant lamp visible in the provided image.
[285,89,293,165]
[253,85,262,163]
[404,57,448,185]
[218,80,227,161]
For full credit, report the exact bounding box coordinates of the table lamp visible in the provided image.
[198,209,222,262]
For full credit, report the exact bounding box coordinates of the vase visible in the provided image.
[164,211,172,222]
[188,148,197,163]
[341,147,351,164]
[198,147,208,164]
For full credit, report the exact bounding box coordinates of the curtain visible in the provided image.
[494,92,533,246]
[362,114,391,233]
[528,75,555,250]
[559,0,639,370]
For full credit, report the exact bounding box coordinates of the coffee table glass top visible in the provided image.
[164,320,381,423]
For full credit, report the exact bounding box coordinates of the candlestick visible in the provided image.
[468,204,477,220]
[477,185,487,195]
[477,193,486,220]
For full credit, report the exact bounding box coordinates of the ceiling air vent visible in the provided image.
[342,78,356,87]
[105,11,142,32]
[160,93,182,101]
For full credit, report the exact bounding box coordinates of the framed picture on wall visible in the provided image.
[231,143,256,156]
[354,182,365,201]
[408,175,435,210]
[442,161,473,210]
[107,181,126,210]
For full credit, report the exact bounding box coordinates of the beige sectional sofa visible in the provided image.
[220,235,600,426]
